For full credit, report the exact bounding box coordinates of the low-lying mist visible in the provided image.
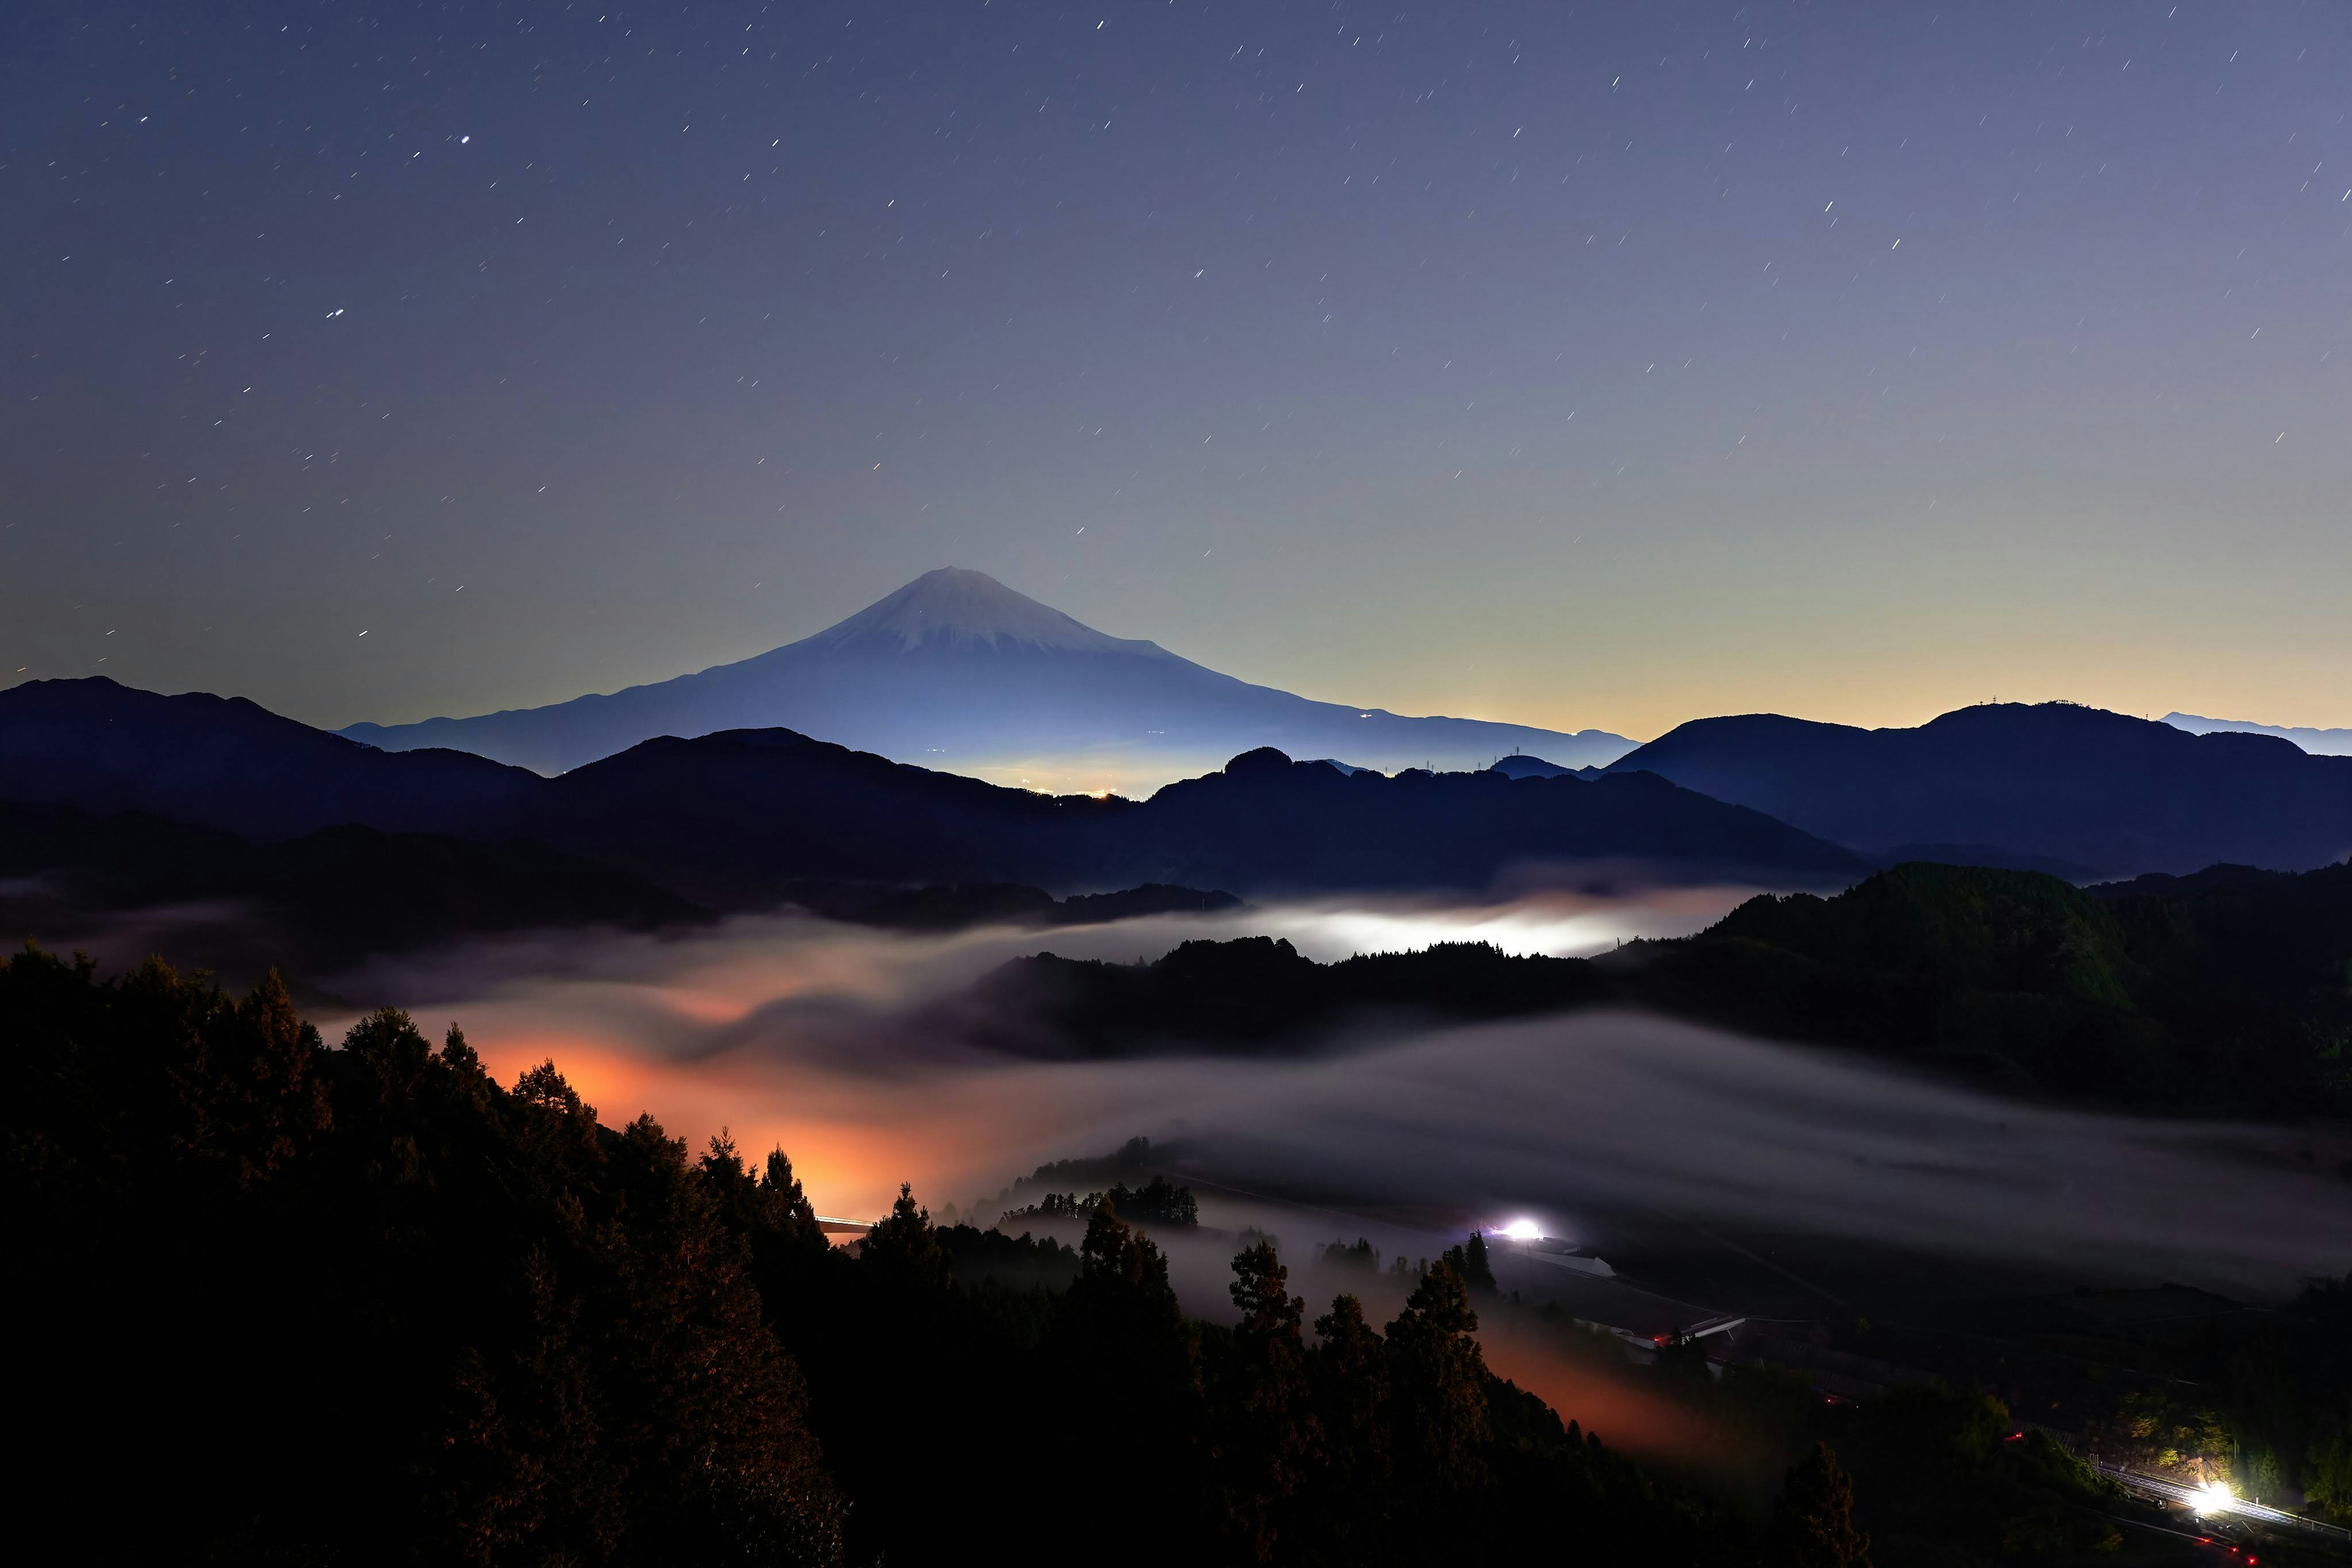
[309,889,2352,1312]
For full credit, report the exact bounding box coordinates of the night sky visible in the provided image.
[6,0,2348,742]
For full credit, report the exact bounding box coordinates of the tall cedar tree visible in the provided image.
[1770,1442,1874,1568]
[1216,1239,1322,1559]
[1382,1257,1495,1518]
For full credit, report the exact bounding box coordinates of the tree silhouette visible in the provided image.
[5,944,1771,1568]
[1441,1231,1497,1293]
[1769,1442,1872,1568]
[1382,1259,1493,1537]
[1217,1240,1321,1559]
[860,1180,950,1289]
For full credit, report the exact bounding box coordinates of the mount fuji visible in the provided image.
[339,568,1635,789]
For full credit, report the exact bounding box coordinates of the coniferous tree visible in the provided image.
[1311,1295,1390,1455]
[1218,1240,1322,1559]
[1768,1442,1872,1568]
[1436,1232,1498,1295]
[763,1145,820,1227]
[1059,1202,1205,1558]
[860,1180,950,1289]
[1460,1231,1496,1292]
[1383,1260,1494,1520]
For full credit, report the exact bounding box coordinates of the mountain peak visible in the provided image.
[804,567,1175,658]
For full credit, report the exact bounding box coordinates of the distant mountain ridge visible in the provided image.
[1605,701,2352,878]
[2165,711,2352,757]
[1488,753,1583,780]
[337,568,1635,788]
[1,678,1857,904]
[0,800,703,981]
[0,676,540,841]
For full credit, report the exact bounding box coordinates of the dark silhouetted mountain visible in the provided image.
[0,677,540,840]
[954,858,2352,1113]
[1611,858,2352,1113]
[1102,747,1866,892]
[518,727,1133,906]
[0,800,704,979]
[960,937,1607,1057]
[0,799,1242,961]
[1052,883,1244,924]
[742,880,1238,931]
[1,680,1860,901]
[1488,753,1576,778]
[1605,701,2352,878]
[1869,842,2108,881]
[519,734,1861,900]
[2166,710,2352,756]
[0,799,1238,982]
[336,567,1635,788]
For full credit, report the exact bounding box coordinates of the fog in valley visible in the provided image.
[312,888,2352,1300]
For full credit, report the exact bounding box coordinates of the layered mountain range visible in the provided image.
[8,628,2350,976]
[0,678,1861,924]
[337,568,1635,789]
[2165,710,2352,757]
[1600,701,2352,879]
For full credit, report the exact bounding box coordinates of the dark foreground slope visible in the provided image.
[967,860,2352,1115]
[2,950,1747,1567]
[1608,701,2352,878]
[0,679,1861,900]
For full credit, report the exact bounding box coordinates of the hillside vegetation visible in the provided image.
[1627,860,2352,1112]
[973,860,2352,1115]
[2,948,1743,1567]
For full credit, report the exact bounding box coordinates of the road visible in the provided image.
[2087,1457,2352,1546]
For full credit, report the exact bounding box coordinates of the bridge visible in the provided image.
[813,1215,873,1235]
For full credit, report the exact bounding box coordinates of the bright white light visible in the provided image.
[1499,1219,1542,1241]
[2194,1482,2235,1514]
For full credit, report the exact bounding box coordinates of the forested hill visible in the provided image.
[964,859,2352,1115]
[14,946,2316,1562]
[963,937,1608,1056]
[0,798,1238,986]
[0,800,706,977]
[1,947,1746,1567]
[1621,859,2352,1114]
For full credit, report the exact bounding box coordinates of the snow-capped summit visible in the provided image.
[809,567,1174,659]
[341,568,1634,791]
